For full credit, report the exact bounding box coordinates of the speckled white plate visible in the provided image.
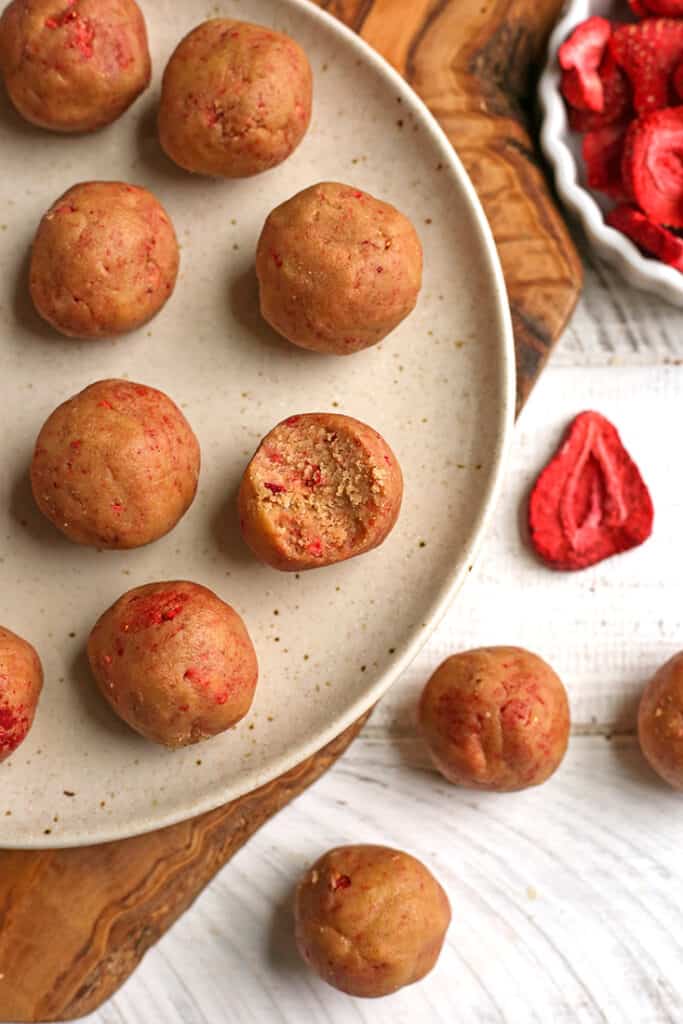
[0,0,514,848]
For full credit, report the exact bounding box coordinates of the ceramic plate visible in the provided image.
[0,0,514,848]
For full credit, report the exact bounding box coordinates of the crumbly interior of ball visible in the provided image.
[248,417,388,561]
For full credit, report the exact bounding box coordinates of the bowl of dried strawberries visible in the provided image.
[539,0,683,305]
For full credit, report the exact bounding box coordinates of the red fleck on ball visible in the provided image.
[528,410,653,571]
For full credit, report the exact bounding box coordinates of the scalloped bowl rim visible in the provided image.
[538,0,683,307]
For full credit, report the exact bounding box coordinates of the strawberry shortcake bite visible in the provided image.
[419,647,571,792]
[87,582,258,747]
[0,0,150,132]
[30,379,200,549]
[29,182,179,339]
[0,627,43,764]
[256,182,423,354]
[158,18,312,178]
[238,413,403,572]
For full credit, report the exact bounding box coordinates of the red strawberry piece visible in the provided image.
[559,17,612,112]
[610,20,683,114]
[628,0,651,15]
[583,123,629,197]
[622,106,683,225]
[567,54,631,131]
[562,67,604,111]
[674,59,683,99]
[606,203,683,269]
[528,411,653,571]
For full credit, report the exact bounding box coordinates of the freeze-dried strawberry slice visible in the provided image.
[562,67,604,111]
[567,55,631,131]
[610,20,683,114]
[559,17,612,112]
[622,107,683,226]
[583,123,629,197]
[529,411,653,571]
[606,203,683,270]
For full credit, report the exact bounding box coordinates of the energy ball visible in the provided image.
[31,379,200,549]
[238,413,403,572]
[0,626,43,763]
[158,18,312,178]
[256,182,423,354]
[88,581,258,747]
[0,0,150,132]
[419,646,570,792]
[30,181,179,339]
[295,844,451,998]
[638,652,683,789]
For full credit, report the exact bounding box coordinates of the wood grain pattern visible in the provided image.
[321,0,583,409]
[0,1,584,1019]
[0,712,370,1022]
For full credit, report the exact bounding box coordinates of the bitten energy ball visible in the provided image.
[0,626,43,763]
[88,581,258,747]
[638,652,683,789]
[295,844,451,998]
[30,181,179,339]
[419,647,570,792]
[31,379,200,549]
[238,413,403,572]
[158,18,312,178]
[0,0,150,132]
[256,182,423,354]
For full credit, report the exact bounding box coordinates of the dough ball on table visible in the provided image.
[295,844,451,998]
[30,181,179,339]
[238,412,403,572]
[31,379,200,549]
[256,182,423,354]
[158,18,312,178]
[638,652,683,789]
[88,582,258,748]
[419,646,570,791]
[0,626,43,764]
[0,0,150,132]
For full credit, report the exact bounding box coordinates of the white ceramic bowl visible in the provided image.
[539,0,683,306]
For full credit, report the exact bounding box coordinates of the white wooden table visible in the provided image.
[82,250,683,1024]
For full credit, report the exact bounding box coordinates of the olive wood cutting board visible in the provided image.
[0,0,581,1018]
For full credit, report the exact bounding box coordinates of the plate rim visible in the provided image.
[5,0,516,848]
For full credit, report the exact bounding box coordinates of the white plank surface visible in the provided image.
[78,254,683,1023]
